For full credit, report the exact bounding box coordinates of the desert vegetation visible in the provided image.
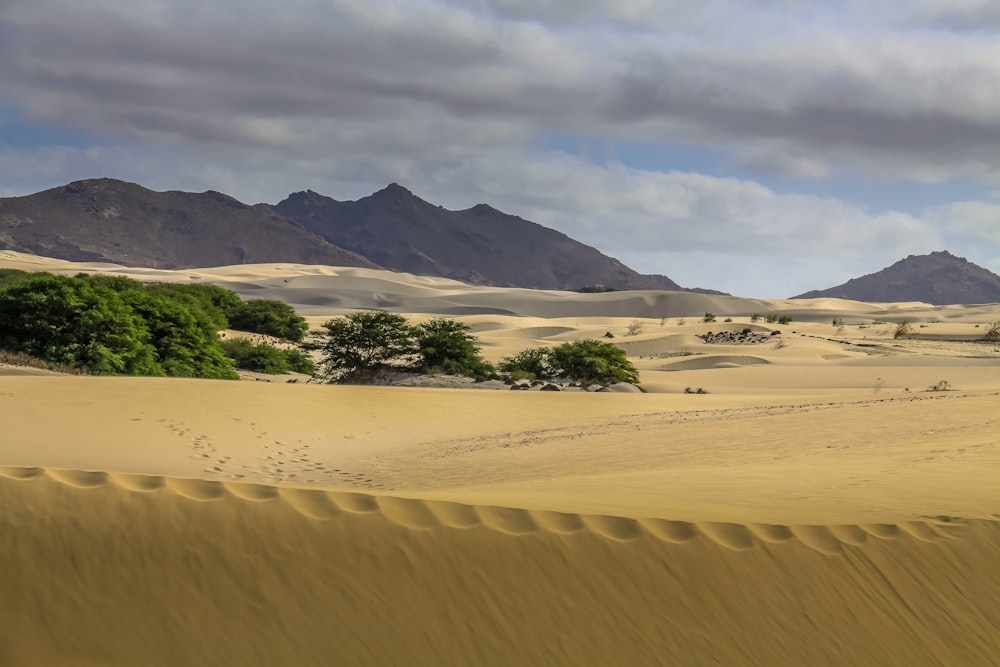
[221,338,315,375]
[0,270,309,378]
[305,312,495,383]
[498,339,639,385]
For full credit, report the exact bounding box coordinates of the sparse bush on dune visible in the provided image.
[985,321,1000,343]
[894,320,913,339]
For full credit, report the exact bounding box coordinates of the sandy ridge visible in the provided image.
[1,465,988,556]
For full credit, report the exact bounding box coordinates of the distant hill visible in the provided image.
[0,179,378,270]
[793,251,1000,305]
[274,184,687,292]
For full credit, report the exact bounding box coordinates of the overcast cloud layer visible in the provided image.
[1,0,999,296]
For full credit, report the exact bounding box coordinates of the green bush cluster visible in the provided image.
[0,272,236,378]
[221,338,315,375]
[498,339,639,385]
[0,271,311,378]
[305,312,494,383]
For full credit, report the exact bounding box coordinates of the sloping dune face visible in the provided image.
[2,252,1000,665]
[2,470,999,666]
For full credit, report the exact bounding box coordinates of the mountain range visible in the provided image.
[2,179,999,303]
[793,251,1000,305]
[0,179,691,292]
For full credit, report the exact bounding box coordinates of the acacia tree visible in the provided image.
[412,317,494,378]
[306,311,417,382]
[548,339,639,384]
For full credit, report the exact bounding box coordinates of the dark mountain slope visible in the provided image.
[275,184,683,291]
[793,251,1000,305]
[0,179,379,270]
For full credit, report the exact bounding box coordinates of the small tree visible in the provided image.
[306,311,416,382]
[413,317,494,378]
[498,347,554,381]
[703,312,716,323]
[548,339,639,385]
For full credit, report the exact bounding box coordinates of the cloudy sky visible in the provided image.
[2,0,999,296]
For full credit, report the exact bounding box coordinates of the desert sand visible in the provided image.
[1,249,999,665]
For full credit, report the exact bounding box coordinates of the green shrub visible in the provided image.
[765,313,778,323]
[894,321,913,339]
[221,338,315,375]
[228,299,308,341]
[221,338,291,374]
[145,282,243,331]
[0,273,239,378]
[0,274,160,375]
[750,313,761,322]
[703,312,716,323]
[777,315,793,325]
[413,318,494,378]
[548,339,639,384]
[498,347,554,380]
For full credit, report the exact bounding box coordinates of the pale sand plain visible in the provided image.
[1,249,1000,665]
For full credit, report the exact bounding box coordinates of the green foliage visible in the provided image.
[128,291,237,379]
[228,299,309,341]
[0,268,31,287]
[145,282,243,331]
[723,317,733,322]
[306,311,417,382]
[703,312,716,323]
[0,274,159,375]
[413,318,494,378]
[0,273,237,378]
[221,338,316,375]
[750,313,761,322]
[548,339,639,384]
[500,340,639,385]
[765,313,778,323]
[498,347,554,381]
[777,315,793,325]
[305,313,495,383]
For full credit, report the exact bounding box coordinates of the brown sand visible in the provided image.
[1,250,1000,665]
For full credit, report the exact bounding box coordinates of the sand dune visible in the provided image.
[2,250,1000,665]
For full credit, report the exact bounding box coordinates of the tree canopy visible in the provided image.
[0,272,239,378]
[305,312,494,383]
[498,339,639,385]
[306,311,418,382]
